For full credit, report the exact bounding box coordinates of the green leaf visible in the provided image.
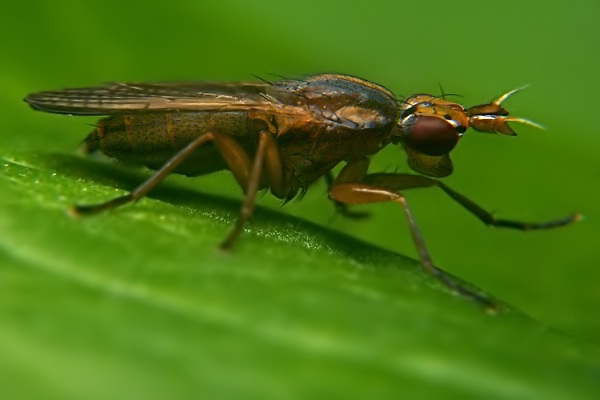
[3,0,600,398]
[1,151,599,400]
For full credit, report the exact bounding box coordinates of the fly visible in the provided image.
[25,74,579,311]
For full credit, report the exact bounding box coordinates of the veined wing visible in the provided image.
[24,80,297,116]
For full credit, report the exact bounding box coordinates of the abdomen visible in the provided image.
[85,112,266,176]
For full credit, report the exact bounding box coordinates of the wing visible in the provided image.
[24,80,296,116]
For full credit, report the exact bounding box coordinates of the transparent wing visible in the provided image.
[25,81,295,116]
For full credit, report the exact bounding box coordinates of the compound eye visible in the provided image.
[403,116,460,156]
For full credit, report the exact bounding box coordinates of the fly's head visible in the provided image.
[395,87,542,178]
[395,95,467,178]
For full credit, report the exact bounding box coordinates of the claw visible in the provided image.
[466,85,543,135]
[494,84,531,105]
[505,116,545,131]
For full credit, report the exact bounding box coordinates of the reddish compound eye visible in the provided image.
[402,116,460,156]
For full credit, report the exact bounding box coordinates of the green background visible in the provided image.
[2,1,599,398]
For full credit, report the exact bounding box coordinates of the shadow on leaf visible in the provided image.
[7,151,494,306]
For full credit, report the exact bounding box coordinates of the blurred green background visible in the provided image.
[1,1,599,399]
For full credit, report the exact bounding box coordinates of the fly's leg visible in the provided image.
[72,132,227,215]
[73,131,285,250]
[361,173,580,230]
[324,171,370,219]
[329,161,579,311]
[330,161,496,310]
[220,131,283,250]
